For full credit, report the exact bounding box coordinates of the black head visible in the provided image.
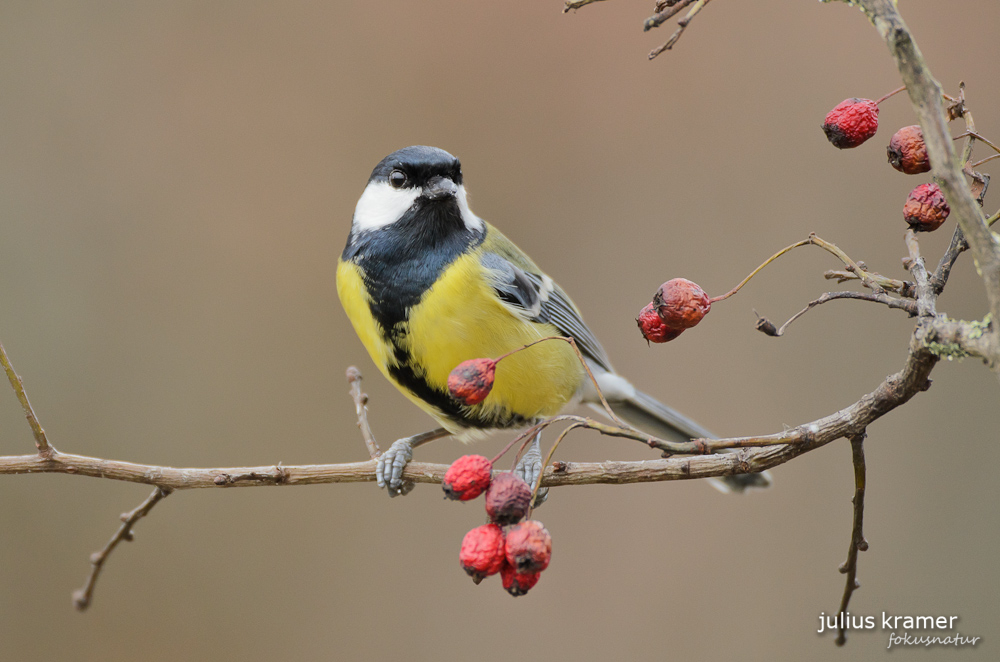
[368,146,463,199]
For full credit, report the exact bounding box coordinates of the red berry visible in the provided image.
[654,278,711,330]
[822,98,879,149]
[903,183,950,232]
[442,454,493,501]
[459,524,506,584]
[447,358,496,406]
[505,520,552,574]
[887,125,930,174]
[637,303,683,344]
[500,559,540,597]
[485,473,532,525]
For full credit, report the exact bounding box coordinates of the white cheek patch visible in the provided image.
[352,182,420,232]
[456,185,485,232]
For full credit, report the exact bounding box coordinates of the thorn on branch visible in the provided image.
[73,486,173,611]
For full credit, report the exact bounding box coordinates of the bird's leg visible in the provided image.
[515,430,548,507]
[376,427,451,497]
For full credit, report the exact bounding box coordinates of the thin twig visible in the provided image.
[72,486,173,611]
[0,339,51,455]
[643,0,693,31]
[347,367,380,459]
[648,0,711,60]
[952,130,1000,156]
[754,291,917,338]
[970,153,1000,169]
[835,433,869,646]
[823,270,914,298]
[563,0,608,11]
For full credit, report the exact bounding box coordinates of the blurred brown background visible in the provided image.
[1,1,998,660]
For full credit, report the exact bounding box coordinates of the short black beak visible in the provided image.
[423,176,458,200]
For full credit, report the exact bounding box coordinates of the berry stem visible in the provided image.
[709,234,888,305]
[708,239,812,303]
[874,85,906,105]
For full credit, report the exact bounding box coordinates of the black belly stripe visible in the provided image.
[387,344,531,430]
[343,197,528,429]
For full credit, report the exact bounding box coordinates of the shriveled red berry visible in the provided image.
[654,278,711,330]
[459,524,505,584]
[505,520,552,573]
[485,472,532,525]
[887,125,930,174]
[443,454,493,501]
[822,98,879,149]
[447,358,496,406]
[637,303,683,344]
[904,183,950,232]
[500,559,540,597]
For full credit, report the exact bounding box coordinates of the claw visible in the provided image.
[376,438,414,494]
[515,432,549,508]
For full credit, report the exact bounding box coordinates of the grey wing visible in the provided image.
[480,252,614,372]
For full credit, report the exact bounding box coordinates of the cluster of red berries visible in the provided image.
[822,95,949,232]
[444,455,552,596]
[636,278,711,344]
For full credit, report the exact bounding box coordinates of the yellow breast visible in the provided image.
[337,252,583,437]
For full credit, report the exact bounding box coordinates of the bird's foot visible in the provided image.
[376,438,415,497]
[515,433,548,508]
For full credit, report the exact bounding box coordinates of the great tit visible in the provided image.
[337,146,770,496]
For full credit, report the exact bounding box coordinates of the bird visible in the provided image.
[336,145,770,497]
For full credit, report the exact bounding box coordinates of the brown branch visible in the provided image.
[0,339,52,455]
[754,290,917,338]
[835,433,869,647]
[72,486,173,611]
[858,0,1000,371]
[0,331,939,489]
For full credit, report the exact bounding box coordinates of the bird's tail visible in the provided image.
[587,382,772,493]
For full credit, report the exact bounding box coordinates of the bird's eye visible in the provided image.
[388,169,407,189]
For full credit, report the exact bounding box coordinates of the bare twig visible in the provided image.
[347,367,380,459]
[643,0,693,31]
[754,290,917,338]
[971,153,1000,169]
[952,130,1000,156]
[0,339,52,455]
[823,270,914,298]
[563,0,608,11]
[648,0,712,60]
[835,433,869,647]
[72,486,173,611]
